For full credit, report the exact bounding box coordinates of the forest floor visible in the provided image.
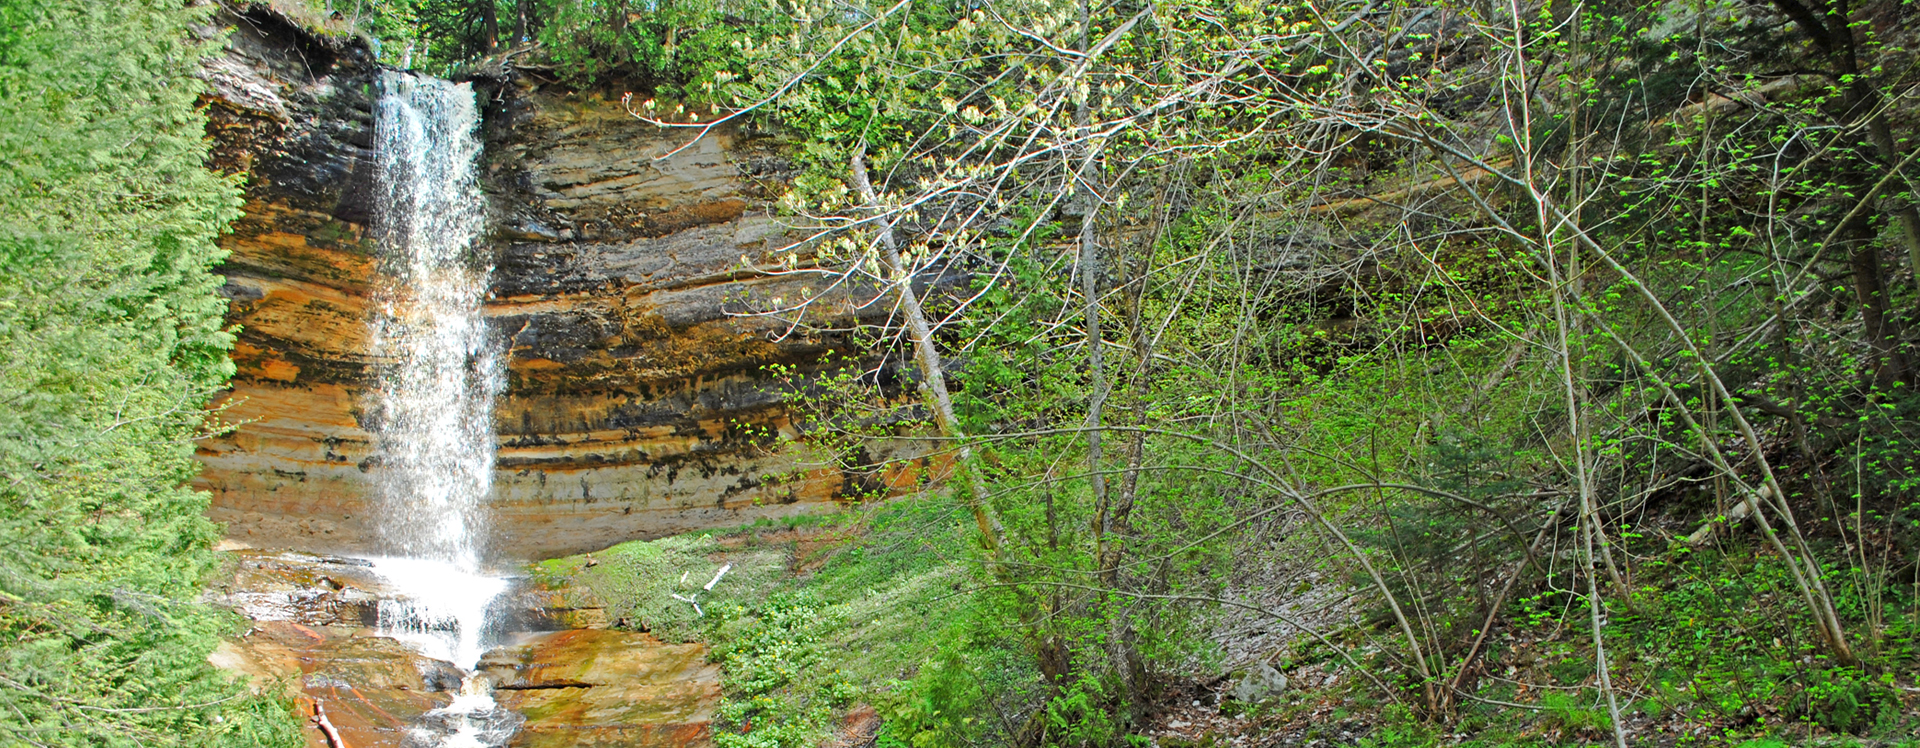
[530,493,1920,748]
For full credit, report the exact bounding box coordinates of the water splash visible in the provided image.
[368,70,514,747]
[404,674,525,748]
[365,556,507,669]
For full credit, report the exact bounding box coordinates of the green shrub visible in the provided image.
[713,591,851,748]
[0,0,301,743]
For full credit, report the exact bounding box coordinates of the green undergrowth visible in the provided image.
[532,495,1032,748]
[535,503,1920,748]
[1611,550,1915,739]
[1245,534,1920,748]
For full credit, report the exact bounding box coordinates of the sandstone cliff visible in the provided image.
[195,6,928,560]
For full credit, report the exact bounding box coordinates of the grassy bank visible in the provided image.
[533,495,1039,748]
[534,490,1920,748]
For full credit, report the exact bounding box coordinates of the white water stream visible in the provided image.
[367,70,518,748]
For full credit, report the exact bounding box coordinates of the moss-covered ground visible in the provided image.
[532,495,1039,747]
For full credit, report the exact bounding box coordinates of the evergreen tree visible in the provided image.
[0,0,302,743]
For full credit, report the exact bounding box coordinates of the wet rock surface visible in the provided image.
[207,549,462,748]
[206,548,389,628]
[213,621,461,748]
[210,549,721,748]
[192,6,936,560]
[482,629,720,748]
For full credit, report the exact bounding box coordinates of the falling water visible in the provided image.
[370,70,495,577]
[367,70,519,748]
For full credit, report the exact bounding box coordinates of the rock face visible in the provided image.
[205,549,389,628]
[194,8,928,559]
[214,621,464,748]
[205,548,476,748]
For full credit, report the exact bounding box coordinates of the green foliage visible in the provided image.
[1617,551,1911,735]
[0,0,302,743]
[716,499,1031,748]
[800,501,1035,748]
[1538,691,1612,734]
[545,497,1031,748]
[536,532,786,642]
[314,0,765,93]
[872,629,1012,748]
[534,0,753,96]
[1352,705,1443,747]
[1034,673,1138,748]
[273,0,427,64]
[711,591,850,748]
[411,0,1920,740]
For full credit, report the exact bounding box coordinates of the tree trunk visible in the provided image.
[1772,0,1913,383]
[480,0,499,53]
[850,146,1005,558]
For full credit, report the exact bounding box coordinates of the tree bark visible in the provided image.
[480,0,499,53]
[1773,0,1913,384]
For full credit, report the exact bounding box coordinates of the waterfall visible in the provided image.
[369,70,496,576]
[367,70,519,748]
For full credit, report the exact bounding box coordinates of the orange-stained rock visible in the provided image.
[826,705,883,748]
[208,548,723,747]
[195,9,942,560]
[203,549,466,748]
[215,621,462,748]
[481,630,720,748]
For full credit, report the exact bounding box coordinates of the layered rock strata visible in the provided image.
[195,8,930,559]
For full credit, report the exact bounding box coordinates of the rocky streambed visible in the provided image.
[208,549,719,748]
